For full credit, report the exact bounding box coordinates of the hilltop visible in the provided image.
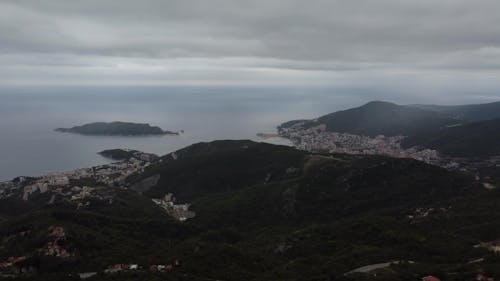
[280,101,457,137]
[55,122,179,136]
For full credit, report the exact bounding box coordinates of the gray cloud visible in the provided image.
[1,0,500,102]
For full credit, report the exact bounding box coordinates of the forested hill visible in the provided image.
[279,101,457,137]
[403,118,500,157]
[412,101,500,122]
[1,140,500,280]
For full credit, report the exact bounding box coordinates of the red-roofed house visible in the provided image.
[422,276,441,281]
[476,273,486,281]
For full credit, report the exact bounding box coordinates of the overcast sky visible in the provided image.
[1,0,500,102]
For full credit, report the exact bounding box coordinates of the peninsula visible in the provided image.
[55,121,179,136]
[98,149,159,162]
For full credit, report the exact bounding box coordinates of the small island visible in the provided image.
[55,121,179,136]
[98,149,159,162]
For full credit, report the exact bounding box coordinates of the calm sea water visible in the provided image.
[0,85,365,181]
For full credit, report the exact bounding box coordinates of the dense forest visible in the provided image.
[1,141,499,280]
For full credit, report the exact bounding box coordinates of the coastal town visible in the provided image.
[0,157,150,205]
[277,121,500,188]
[0,149,197,223]
[278,122,439,163]
[0,149,194,279]
[0,149,164,209]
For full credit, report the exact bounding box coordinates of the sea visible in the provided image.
[0,85,365,181]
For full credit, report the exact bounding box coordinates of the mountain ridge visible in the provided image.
[403,117,500,157]
[279,101,458,137]
[411,100,500,122]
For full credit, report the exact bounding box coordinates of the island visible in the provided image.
[98,149,159,162]
[55,121,179,136]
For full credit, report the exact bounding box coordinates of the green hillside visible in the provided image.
[130,141,500,280]
[133,140,307,201]
[280,101,457,137]
[403,118,500,157]
[2,141,500,280]
[412,101,500,122]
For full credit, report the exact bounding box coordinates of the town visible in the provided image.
[0,149,160,207]
[278,122,439,163]
[278,122,500,189]
[152,193,196,222]
[0,150,194,279]
[0,155,152,205]
[0,149,197,223]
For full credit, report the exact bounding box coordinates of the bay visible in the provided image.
[0,85,360,181]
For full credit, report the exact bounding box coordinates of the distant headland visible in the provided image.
[55,121,180,136]
[98,148,159,162]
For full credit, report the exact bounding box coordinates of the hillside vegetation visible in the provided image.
[280,101,457,137]
[412,101,500,122]
[403,118,500,157]
[1,141,500,280]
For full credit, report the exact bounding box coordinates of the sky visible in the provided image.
[1,0,500,102]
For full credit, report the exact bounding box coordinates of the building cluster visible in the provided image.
[0,151,156,206]
[278,122,500,186]
[0,256,37,277]
[407,206,450,221]
[279,123,439,163]
[422,276,441,281]
[127,150,159,162]
[475,273,497,281]
[77,259,182,279]
[103,264,139,274]
[42,226,73,258]
[0,226,73,277]
[152,193,196,221]
[0,256,27,271]
[475,238,500,253]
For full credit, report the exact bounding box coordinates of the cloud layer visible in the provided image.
[1,0,500,101]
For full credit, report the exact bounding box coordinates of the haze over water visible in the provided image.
[0,86,365,181]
